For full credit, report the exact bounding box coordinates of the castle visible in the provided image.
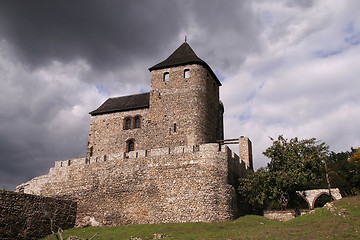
[16,42,253,226]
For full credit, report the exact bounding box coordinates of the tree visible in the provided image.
[238,167,272,211]
[327,148,360,196]
[238,135,329,210]
[349,147,360,164]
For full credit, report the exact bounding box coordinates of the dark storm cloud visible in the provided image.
[0,0,184,71]
[1,0,356,191]
[0,0,190,190]
[0,0,263,190]
[0,0,261,75]
[0,72,89,190]
[182,1,262,73]
[0,128,88,190]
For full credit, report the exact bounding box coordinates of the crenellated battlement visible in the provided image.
[54,143,244,169]
[17,142,250,226]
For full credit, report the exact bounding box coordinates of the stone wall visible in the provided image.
[16,143,248,227]
[238,137,253,170]
[263,210,309,221]
[0,190,77,240]
[88,108,149,157]
[87,64,223,158]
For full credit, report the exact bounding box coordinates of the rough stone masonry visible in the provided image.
[0,190,76,240]
[16,42,254,227]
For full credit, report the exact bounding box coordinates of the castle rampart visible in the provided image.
[17,143,248,226]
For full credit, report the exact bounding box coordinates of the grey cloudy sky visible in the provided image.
[1,0,359,190]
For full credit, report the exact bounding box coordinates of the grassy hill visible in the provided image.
[43,196,360,240]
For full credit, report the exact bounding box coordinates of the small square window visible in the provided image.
[184,69,190,78]
[164,72,169,81]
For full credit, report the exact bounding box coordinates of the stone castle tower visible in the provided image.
[87,42,224,156]
[16,42,253,226]
[148,42,223,147]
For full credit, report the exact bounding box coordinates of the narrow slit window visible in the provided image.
[184,69,190,78]
[164,72,169,81]
[173,123,177,132]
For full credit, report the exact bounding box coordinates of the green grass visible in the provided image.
[43,196,360,240]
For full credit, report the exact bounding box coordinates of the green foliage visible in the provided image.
[239,135,329,209]
[270,200,281,210]
[326,148,360,196]
[238,167,273,210]
[264,135,328,191]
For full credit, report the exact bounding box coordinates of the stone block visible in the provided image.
[199,143,220,152]
[151,147,170,156]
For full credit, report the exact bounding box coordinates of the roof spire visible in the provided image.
[185,35,187,43]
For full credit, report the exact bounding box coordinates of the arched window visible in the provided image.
[124,118,132,130]
[184,69,190,78]
[126,139,135,152]
[164,72,169,81]
[134,116,141,128]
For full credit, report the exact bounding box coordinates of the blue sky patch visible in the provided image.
[344,22,360,45]
[215,70,225,82]
[239,114,251,122]
[96,84,110,96]
[246,91,256,102]
[314,50,341,58]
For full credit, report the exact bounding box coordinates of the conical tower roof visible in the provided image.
[149,42,221,86]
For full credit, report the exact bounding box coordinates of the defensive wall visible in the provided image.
[17,143,250,227]
[0,190,76,240]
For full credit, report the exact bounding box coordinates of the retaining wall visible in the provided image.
[0,190,77,240]
[264,209,310,221]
